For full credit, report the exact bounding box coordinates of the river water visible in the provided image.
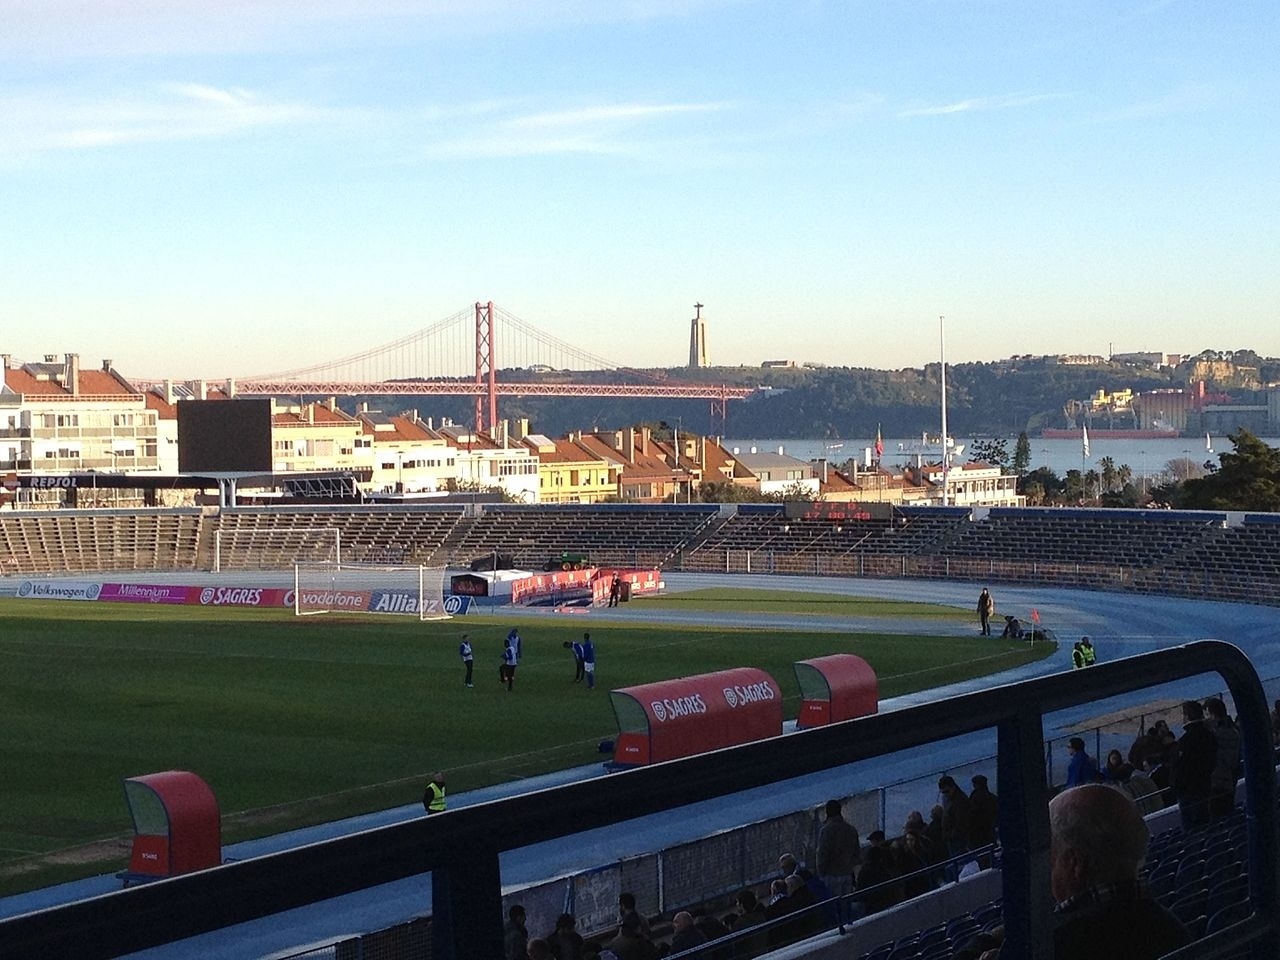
[724,435,1280,481]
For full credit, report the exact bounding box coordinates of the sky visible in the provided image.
[1,0,1277,380]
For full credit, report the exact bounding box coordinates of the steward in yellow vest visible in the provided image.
[422,772,446,813]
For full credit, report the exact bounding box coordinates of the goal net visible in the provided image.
[214,526,341,573]
[293,562,450,621]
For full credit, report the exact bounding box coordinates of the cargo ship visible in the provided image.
[1041,427,1179,439]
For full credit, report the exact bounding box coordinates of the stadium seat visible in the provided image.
[1206,900,1253,936]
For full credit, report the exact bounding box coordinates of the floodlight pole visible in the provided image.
[939,315,949,508]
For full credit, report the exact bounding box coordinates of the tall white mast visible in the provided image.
[939,315,949,507]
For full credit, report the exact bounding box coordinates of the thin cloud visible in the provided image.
[899,93,1062,118]
[0,83,339,157]
[509,102,727,129]
[423,100,732,160]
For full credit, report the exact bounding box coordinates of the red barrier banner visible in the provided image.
[511,568,596,603]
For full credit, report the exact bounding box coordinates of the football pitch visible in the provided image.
[0,589,1054,894]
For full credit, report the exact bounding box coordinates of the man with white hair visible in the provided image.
[1050,784,1189,958]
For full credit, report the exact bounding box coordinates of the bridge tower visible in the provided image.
[688,302,709,368]
[474,301,497,434]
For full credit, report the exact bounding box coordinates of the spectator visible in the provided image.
[528,938,554,960]
[548,913,584,960]
[925,804,947,869]
[1173,699,1217,829]
[855,843,900,914]
[669,912,706,953]
[1101,749,1134,784]
[691,908,729,941]
[815,799,861,908]
[1205,697,1242,817]
[1272,699,1280,745]
[891,835,934,898]
[617,892,652,942]
[780,874,822,939]
[734,888,766,927]
[1063,737,1097,788]
[605,913,657,960]
[968,774,999,854]
[777,851,831,903]
[1050,784,1190,959]
[763,878,790,915]
[505,905,529,960]
[730,889,769,955]
[938,775,972,866]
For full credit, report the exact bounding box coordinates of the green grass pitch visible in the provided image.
[0,590,1053,893]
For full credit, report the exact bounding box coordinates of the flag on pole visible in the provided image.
[1031,608,1040,624]
[874,424,883,460]
[1081,422,1090,458]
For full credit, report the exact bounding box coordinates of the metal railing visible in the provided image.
[2,641,1277,960]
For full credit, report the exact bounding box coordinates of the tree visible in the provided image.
[1098,456,1117,494]
[1164,458,1206,483]
[1012,432,1032,477]
[1179,429,1280,511]
[1084,469,1100,503]
[968,437,1010,469]
[1020,467,1065,504]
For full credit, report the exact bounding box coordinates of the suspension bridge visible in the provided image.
[135,302,755,432]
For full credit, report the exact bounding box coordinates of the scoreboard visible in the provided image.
[783,500,893,522]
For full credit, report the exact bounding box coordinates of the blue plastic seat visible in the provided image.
[1206,900,1252,936]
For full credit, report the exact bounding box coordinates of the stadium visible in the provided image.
[1,501,1278,959]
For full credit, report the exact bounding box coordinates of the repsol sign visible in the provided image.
[721,682,778,709]
[649,694,708,722]
[24,476,79,488]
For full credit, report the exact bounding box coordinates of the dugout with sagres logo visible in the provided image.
[608,667,783,768]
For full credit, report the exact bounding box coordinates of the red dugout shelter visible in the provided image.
[120,770,221,885]
[793,654,878,729]
[609,667,783,767]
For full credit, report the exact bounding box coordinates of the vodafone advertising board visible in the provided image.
[609,667,783,767]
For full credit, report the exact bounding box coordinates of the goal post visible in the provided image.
[214,526,341,573]
[293,562,450,621]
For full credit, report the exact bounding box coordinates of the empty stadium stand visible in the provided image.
[0,508,203,575]
[1,503,1278,607]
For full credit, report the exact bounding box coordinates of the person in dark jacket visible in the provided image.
[547,913,584,960]
[1173,699,1217,829]
[1204,697,1242,817]
[937,775,972,874]
[968,774,999,866]
[503,904,528,960]
[815,798,860,912]
[669,912,707,953]
[1050,784,1190,959]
